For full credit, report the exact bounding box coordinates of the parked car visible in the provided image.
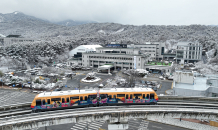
[146,81,151,85]
[153,87,157,91]
[168,75,173,80]
[54,88,62,91]
[159,76,164,80]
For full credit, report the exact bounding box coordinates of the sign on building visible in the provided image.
[105,44,127,48]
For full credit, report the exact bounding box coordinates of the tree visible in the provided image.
[0,71,3,77]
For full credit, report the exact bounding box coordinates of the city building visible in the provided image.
[0,35,35,46]
[68,45,102,66]
[176,42,202,63]
[82,44,151,70]
[127,42,165,61]
[173,70,218,97]
[69,45,102,58]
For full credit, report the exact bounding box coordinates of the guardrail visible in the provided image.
[0,102,31,111]
[1,95,218,111]
[1,105,218,130]
[158,95,218,102]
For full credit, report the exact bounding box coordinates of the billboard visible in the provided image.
[105,44,127,48]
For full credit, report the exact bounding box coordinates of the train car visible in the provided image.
[31,88,158,112]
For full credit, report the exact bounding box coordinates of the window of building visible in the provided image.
[139,58,140,61]
[138,63,140,66]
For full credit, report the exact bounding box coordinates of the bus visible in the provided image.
[31,88,158,112]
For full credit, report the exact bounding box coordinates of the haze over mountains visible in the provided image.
[0,11,218,52]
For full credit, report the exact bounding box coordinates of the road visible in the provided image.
[202,55,207,64]
[62,71,115,91]
[156,81,173,95]
[36,119,186,130]
[62,71,172,96]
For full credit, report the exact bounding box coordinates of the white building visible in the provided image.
[82,47,151,70]
[68,45,102,66]
[127,42,165,61]
[0,35,35,47]
[173,75,218,97]
[176,42,202,63]
[174,70,194,84]
[69,45,102,58]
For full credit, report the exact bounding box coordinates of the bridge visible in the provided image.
[1,96,218,130]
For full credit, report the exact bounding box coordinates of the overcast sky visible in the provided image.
[0,0,217,25]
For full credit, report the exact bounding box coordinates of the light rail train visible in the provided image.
[31,88,158,112]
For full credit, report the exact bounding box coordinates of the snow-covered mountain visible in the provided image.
[53,19,97,26]
[0,11,65,38]
[0,11,218,51]
[1,12,218,73]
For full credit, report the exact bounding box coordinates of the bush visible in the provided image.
[0,71,3,77]
[34,79,40,84]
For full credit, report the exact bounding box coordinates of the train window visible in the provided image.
[62,98,65,103]
[134,94,142,97]
[51,98,61,101]
[66,98,69,102]
[117,94,125,97]
[70,96,79,100]
[85,96,88,101]
[47,99,51,104]
[126,94,129,99]
[150,94,154,99]
[80,96,83,101]
[113,95,116,99]
[146,94,149,99]
[109,95,112,99]
[100,94,107,99]
[143,94,145,99]
[88,95,97,99]
[42,100,46,105]
[130,94,133,99]
[36,100,41,106]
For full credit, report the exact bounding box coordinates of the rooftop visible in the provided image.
[147,61,171,66]
[6,35,22,38]
[175,77,208,91]
[83,52,144,56]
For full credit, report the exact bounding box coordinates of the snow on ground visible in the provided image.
[112,28,124,34]
[98,30,106,34]
[81,77,101,83]
[0,66,9,73]
[206,49,216,59]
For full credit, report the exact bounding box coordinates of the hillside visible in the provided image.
[1,12,218,68]
[0,12,218,51]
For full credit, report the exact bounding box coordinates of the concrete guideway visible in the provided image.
[1,106,218,130]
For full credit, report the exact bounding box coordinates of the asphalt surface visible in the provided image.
[35,119,186,130]
[147,121,186,130]
[156,81,173,95]
[202,55,207,64]
[62,71,115,91]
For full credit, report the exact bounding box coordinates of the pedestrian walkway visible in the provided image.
[0,89,35,106]
[147,113,218,130]
[70,120,106,130]
[127,119,149,130]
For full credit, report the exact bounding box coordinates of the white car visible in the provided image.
[168,76,173,80]
[159,76,164,80]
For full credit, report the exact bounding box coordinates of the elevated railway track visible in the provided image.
[1,96,218,129]
[1,105,218,130]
